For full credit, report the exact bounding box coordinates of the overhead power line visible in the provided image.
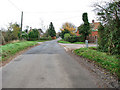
[8,0,21,12]
[7,0,23,32]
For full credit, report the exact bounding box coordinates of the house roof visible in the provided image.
[38,29,44,33]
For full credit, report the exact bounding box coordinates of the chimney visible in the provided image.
[92,20,94,23]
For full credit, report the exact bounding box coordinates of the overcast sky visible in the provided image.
[0,0,110,32]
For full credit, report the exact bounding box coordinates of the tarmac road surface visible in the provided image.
[2,39,98,88]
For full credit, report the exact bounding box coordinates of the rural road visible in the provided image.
[2,39,98,88]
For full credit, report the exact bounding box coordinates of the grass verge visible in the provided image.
[74,48,120,79]
[1,41,38,62]
[58,40,84,44]
[37,40,51,42]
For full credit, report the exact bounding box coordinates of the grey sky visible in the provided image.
[0,0,110,32]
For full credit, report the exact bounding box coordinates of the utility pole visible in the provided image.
[21,11,23,32]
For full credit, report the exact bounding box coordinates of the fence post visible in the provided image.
[85,40,88,48]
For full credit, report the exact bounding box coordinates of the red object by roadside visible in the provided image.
[52,37,56,39]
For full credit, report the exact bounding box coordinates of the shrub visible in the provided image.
[48,36,52,40]
[64,33,71,41]
[28,29,39,41]
[60,29,70,39]
[18,31,28,40]
[98,23,120,55]
[96,1,120,55]
[39,36,52,40]
[68,36,78,43]
[65,35,84,43]
[21,32,28,40]
[2,30,19,43]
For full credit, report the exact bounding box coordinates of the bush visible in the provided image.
[96,2,120,55]
[2,30,19,43]
[68,36,78,43]
[48,36,52,40]
[28,29,39,41]
[18,31,28,40]
[60,29,70,39]
[64,33,71,41]
[39,36,52,40]
[98,24,120,55]
[65,35,84,43]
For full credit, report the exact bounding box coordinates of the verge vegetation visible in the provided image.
[74,48,120,79]
[1,41,38,62]
[58,40,84,44]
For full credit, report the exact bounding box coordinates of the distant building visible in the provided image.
[90,20,100,37]
[76,20,100,43]
[88,20,100,43]
[38,28,44,37]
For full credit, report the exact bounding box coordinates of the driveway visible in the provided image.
[59,43,97,51]
[2,40,99,88]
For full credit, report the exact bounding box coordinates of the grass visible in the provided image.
[74,48,120,79]
[58,40,71,44]
[58,40,84,44]
[73,42,85,44]
[37,39,51,42]
[1,41,38,61]
[88,47,97,50]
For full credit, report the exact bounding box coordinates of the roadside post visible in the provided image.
[85,40,88,48]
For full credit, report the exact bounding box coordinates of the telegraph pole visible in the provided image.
[21,11,23,32]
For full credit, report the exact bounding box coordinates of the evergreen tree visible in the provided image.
[48,22,56,37]
[80,13,90,40]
